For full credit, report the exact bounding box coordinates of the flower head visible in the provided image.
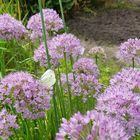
[73,58,99,77]
[99,68,140,135]
[61,73,101,101]
[96,84,140,136]
[27,8,63,40]
[0,14,27,40]
[0,72,51,119]
[87,46,106,58]
[71,74,101,101]
[120,38,140,60]
[56,110,129,140]
[33,42,59,67]
[34,33,84,67]
[110,68,140,93]
[0,108,19,139]
[48,33,84,60]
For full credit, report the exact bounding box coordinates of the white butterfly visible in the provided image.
[40,69,56,88]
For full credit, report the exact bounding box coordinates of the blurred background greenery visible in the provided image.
[0,0,135,21]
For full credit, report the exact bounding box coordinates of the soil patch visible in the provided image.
[68,9,140,45]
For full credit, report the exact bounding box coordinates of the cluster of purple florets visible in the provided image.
[0,72,51,119]
[0,71,52,139]
[0,8,63,41]
[0,14,27,40]
[34,33,85,67]
[73,58,99,77]
[27,8,63,40]
[110,68,140,91]
[96,68,140,136]
[58,68,140,139]
[0,108,19,139]
[120,38,140,60]
[1,7,140,140]
[61,58,101,101]
[56,110,129,140]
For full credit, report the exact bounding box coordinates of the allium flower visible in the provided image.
[0,108,19,139]
[110,68,140,93]
[61,58,100,101]
[71,74,101,101]
[34,33,84,67]
[120,38,140,60]
[34,43,59,67]
[48,33,85,60]
[61,73,74,88]
[73,58,99,77]
[27,8,63,40]
[0,14,27,40]
[56,110,129,140]
[34,43,47,66]
[87,46,106,58]
[61,73,101,101]
[96,85,140,136]
[97,68,140,135]
[0,72,51,119]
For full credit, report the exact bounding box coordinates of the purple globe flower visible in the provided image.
[56,110,129,140]
[71,74,101,101]
[34,43,59,68]
[73,58,99,77]
[0,108,19,139]
[27,8,63,40]
[110,68,140,93]
[61,73,101,101]
[33,33,84,67]
[48,33,85,60]
[97,68,140,135]
[120,38,140,60]
[61,57,100,101]
[96,85,140,136]
[0,14,27,40]
[0,72,51,119]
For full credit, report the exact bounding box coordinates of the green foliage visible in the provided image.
[0,0,22,20]
[46,0,74,11]
[0,39,37,77]
[98,58,122,88]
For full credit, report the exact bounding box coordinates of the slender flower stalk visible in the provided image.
[70,55,80,111]
[0,50,5,76]
[57,66,66,117]
[58,0,67,32]
[132,57,135,68]
[55,73,65,118]
[38,0,51,68]
[37,1,61,136]
[95,54,98,65]
[64,52,73,114]
[52,86,59,131]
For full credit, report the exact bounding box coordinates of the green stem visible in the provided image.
[70,55,80,111]
[55,76,63,117]
[64,53,72,114]
[70,55,75,80]
[38,0,51,68]
[132,57,135,68]
[95,54,98,65]
[57,67,66,117]
[58,0,67,32]
[0,50,5,76]
[52,85,59,131]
